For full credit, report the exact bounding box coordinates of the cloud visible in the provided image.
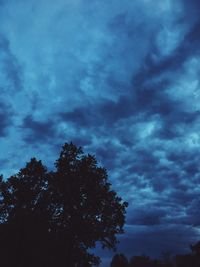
[0,0,200,264]
[0,34,22,93]
[117,224,200,258]
[21,115,57,143]
[0,102,13,137]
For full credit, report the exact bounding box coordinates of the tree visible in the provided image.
[0,142,128,267]
[176,241,200,267]
[0,158,53,267]
[110,253,129,267]
[129,255,162,267]
[191,241,200,256]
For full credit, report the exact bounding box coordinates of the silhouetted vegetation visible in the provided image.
[110,241,200,267]
[111,253,129,267]
[1,141,199,267]
[0,142,128,267]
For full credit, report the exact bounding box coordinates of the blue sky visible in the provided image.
[0,0,200,266]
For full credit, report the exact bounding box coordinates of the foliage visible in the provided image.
[0,142,128,267]
[110,241,200,267]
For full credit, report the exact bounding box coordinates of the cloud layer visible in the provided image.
[0,0,200,265]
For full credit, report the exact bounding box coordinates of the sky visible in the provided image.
[0,0,200,266]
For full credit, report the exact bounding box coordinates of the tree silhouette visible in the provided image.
[0,158,51,267]
[191,241,200,256]
[110,253,129,267]
[176,241,200,267]
[108,241,200,267]
[130,255,148,267]
[129,255,162,267]
[0,143,128,267]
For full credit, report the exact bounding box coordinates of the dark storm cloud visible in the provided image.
[117,224,199,258]
[0,35,22,93]
[59,69,200,146]
[131,5,200,95]
[59,98,133,128]
[127,207,167,226]
[134,43,187,84]
[21,115,56,143]
[60,108,94,127]
[59,86,174,127]
[182,0,200,18]
[0,102,13,137]
[98,224,200,265]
